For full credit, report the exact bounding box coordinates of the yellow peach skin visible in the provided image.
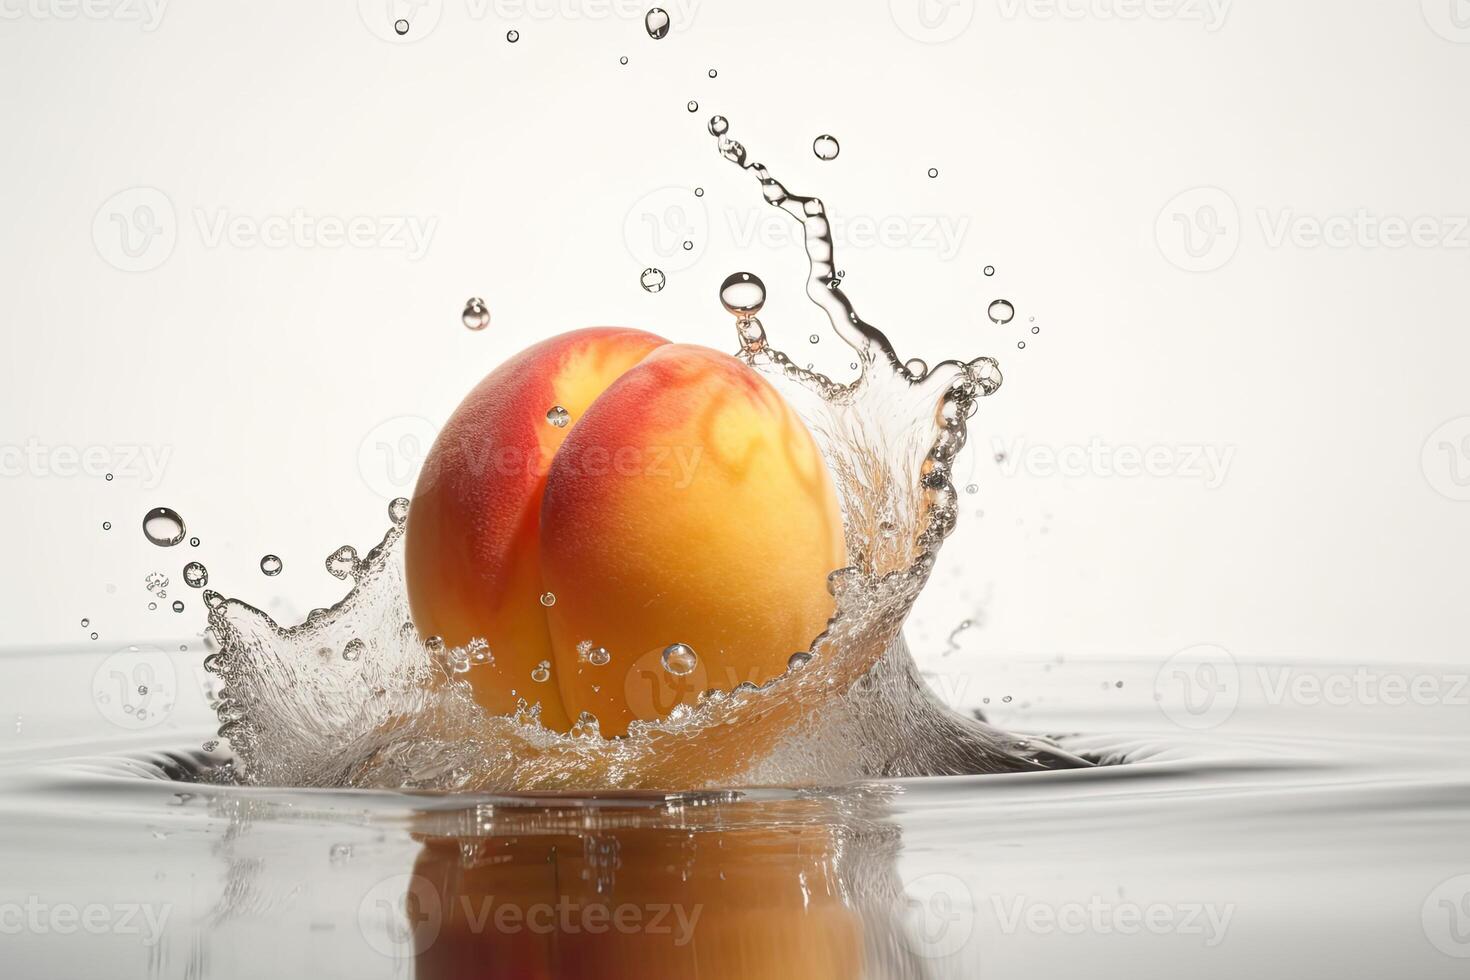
[405,329,847,738]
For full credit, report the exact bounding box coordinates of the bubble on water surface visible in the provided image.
[644,7,669,39]
[260,555,283,577]
[461,297,490,331]
[639,268,666,293]
[813,134,840,160]
[987,299,1015,325]
[183,562,207,589]
[142,507,186,547]
[546,406,570,428]
[661,643,697,676]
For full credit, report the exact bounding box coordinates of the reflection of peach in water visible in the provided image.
[407,793,930,980]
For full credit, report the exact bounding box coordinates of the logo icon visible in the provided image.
[1422,874,1470,957]
[358,415,439,500]
[901,872,975,959]
[1422,417,1470,502]
[93,187,177,272]
[1154,644,1239,730]
[358,873,443,958]
[1422,0,1470,42]
[1156,187,1240,272]
[890,0,976,43]
[623,187,708,273]
[93,645,177,729]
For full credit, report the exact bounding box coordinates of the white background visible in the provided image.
[1,0,1468,683]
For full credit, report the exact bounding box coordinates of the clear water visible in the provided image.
[3,650,1468,977]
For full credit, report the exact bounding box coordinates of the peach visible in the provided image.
[405,329,847,737]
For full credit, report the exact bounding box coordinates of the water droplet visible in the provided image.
[183,562,208,589]
[708,68,717,78]
[984,265,995,277]
[142,507,187,547]
[681,240,693,250]
[588,646,610,666]
[102,521,111,531]
[104,473,114,482]
[686,100,699,112]
[80,618,89,627]
[388,497,410,525]
[531,661,551,683]
[987,299,1015,325]
[693,187,704,197]
[462,297,490,331]
[645,7,669,39]
[905,358,928,377]
[90,632,98,640]
[812,134,840,161]
[927,167,939,178]
[189,537,200,547]
[393,18,409,35]
[147,601,157,611]
[788,651,813,670]
[808,334,820,344]
[1031,325,1040,335]
[546,406,570,428]
[326,545,358,580]
[719,272,765,317]
[506,29,519,42]
[707,115,728,136]
[640,267,666,293]
[260,554,283,576]
[1017,341,1026,349]
[661,643,697,676]
[619,55,629,65]
[965,484,979,495]
[137,684,148,696]
[539,591,556,607]
[342,639,364,662]
[171,600,184,613]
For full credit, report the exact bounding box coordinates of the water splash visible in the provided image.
[204,124,1072,791]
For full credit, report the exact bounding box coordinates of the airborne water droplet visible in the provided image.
[812,134,840,161]
[531,661,551,683]
[619,55,628,65]
[182,562,208,589]
[389,497,410,525]
[927,167,939,178]
[546,406,570,428]
[686,100,699,113]
[984,265,995,277]
[987,299,1015,325]
[172,600,184,613]
[644,7,669,39]
[462,297,490,331]
[260,554,283,576]
[661,643,697,676]
[393,18,409,36]
[588,646,610,666]
[707,115,728,136]
[719,272,765,317]
[142,507,186,547]
[539,591,556,607]
[506,29,519,42]
[640,267,666,293]
[905,358,928,377]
